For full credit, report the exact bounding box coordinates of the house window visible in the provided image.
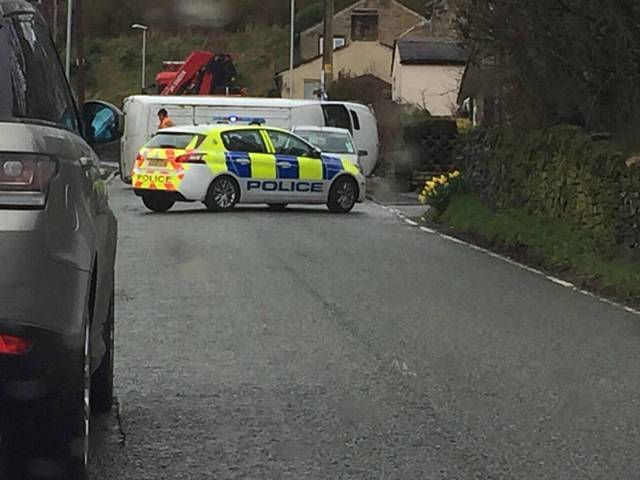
[318,36,346,55]
[351,9,379,41]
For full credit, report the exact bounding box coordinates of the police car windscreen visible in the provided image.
[147,133,205,149]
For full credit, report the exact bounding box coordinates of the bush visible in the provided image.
[418,171,464,213]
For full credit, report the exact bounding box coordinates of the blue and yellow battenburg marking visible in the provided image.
[223,152,354,181]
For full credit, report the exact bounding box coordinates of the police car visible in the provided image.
[131,118,366,213]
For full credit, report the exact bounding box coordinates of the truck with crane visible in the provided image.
[155,51,247,96]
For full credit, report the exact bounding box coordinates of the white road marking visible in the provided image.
[547,277,575,288]
[377,202,640,317]
[439,234,469,246]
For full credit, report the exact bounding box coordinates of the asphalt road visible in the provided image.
[91,182,640,479]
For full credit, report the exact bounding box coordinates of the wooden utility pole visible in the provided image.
[322,0,334,94]
[76,0,85,105]
[52,0,59,43]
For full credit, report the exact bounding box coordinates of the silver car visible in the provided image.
[0,1,122,478]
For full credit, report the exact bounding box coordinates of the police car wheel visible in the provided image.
[205,176,240,211]
[327,176,358,214]
[268,204,288,211]
[142,194,175,213]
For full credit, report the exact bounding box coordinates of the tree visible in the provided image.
[454,0,640,133]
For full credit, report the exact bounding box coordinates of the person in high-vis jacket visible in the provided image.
[157,109,175,130]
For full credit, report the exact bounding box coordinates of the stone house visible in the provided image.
[278,41,393,99]
[297,0,429,63]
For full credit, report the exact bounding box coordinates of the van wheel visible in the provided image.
[205,176,240,211]
[327,176,358,213]
[268,204,288,211]
[91,293,114,413]
[142,194,174,213]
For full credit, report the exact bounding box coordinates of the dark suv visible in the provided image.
[0,1,122,478]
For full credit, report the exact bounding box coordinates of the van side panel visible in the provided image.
[194,106,292,128]
[290,106,325,129]
[120,98,141,183]
[345,104,379,176]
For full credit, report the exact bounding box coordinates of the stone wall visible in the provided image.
[459,126,640,254]
[299,0,426,62]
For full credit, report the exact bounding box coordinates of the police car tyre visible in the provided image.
[91,292,114,413]
[268,204,288,211]
[205,176,240,211]
[327,176,358,213]
[142,194,175,213]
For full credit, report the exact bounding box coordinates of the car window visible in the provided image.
[296,130,356,155]
[146,133,205,149]
[221,130,267,153]
[266,130,314,157]
[350,110,361,131]
[0,15,79,132]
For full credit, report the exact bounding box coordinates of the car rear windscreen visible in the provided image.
[146,133,205,149]
[0,15,79,132]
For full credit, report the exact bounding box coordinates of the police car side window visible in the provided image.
[267,131,313,157]
[221,130,267,153]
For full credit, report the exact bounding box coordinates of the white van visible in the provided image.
[119,96,379,182]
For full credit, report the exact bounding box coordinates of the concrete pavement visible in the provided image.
[90,182,640,479]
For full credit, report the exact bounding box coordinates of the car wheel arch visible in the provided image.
[329,173,360,198]
[207,173,242,202]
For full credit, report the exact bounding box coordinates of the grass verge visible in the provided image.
[438,193,640,304]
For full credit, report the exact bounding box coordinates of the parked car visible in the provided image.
[292,126,365,173]
[0,1,123,478]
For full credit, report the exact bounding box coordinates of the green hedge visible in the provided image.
[443,194,640,300]
[459,126,640,255]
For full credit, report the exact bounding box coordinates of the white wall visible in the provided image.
[392,63,464,116]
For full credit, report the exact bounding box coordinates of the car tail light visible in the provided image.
[0,334,33,356]
[0,154,57,208]
[175,153,206,164]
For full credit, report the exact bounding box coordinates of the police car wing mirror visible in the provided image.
[310,147,322,159]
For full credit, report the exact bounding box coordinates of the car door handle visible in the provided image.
[235,159,250,165]
[276,161,292,168]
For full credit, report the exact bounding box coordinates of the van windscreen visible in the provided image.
[322,105,353,133]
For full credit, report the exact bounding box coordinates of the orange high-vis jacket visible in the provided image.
[159,117,175,130]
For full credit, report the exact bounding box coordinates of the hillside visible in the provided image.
[85,26,288,105]
[82,0,430,105]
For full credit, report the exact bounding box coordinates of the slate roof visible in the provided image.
[396,39,466,66]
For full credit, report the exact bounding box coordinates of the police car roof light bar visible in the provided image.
[212,115,266,125]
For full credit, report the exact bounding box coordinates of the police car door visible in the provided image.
[220,129,275,202]
[263,130,326,202]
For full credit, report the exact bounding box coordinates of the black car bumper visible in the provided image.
[0,323,81,406]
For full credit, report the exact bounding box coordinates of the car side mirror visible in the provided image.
[310,147,322,159]
[82,101,124,146]
[358,150,368,157]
